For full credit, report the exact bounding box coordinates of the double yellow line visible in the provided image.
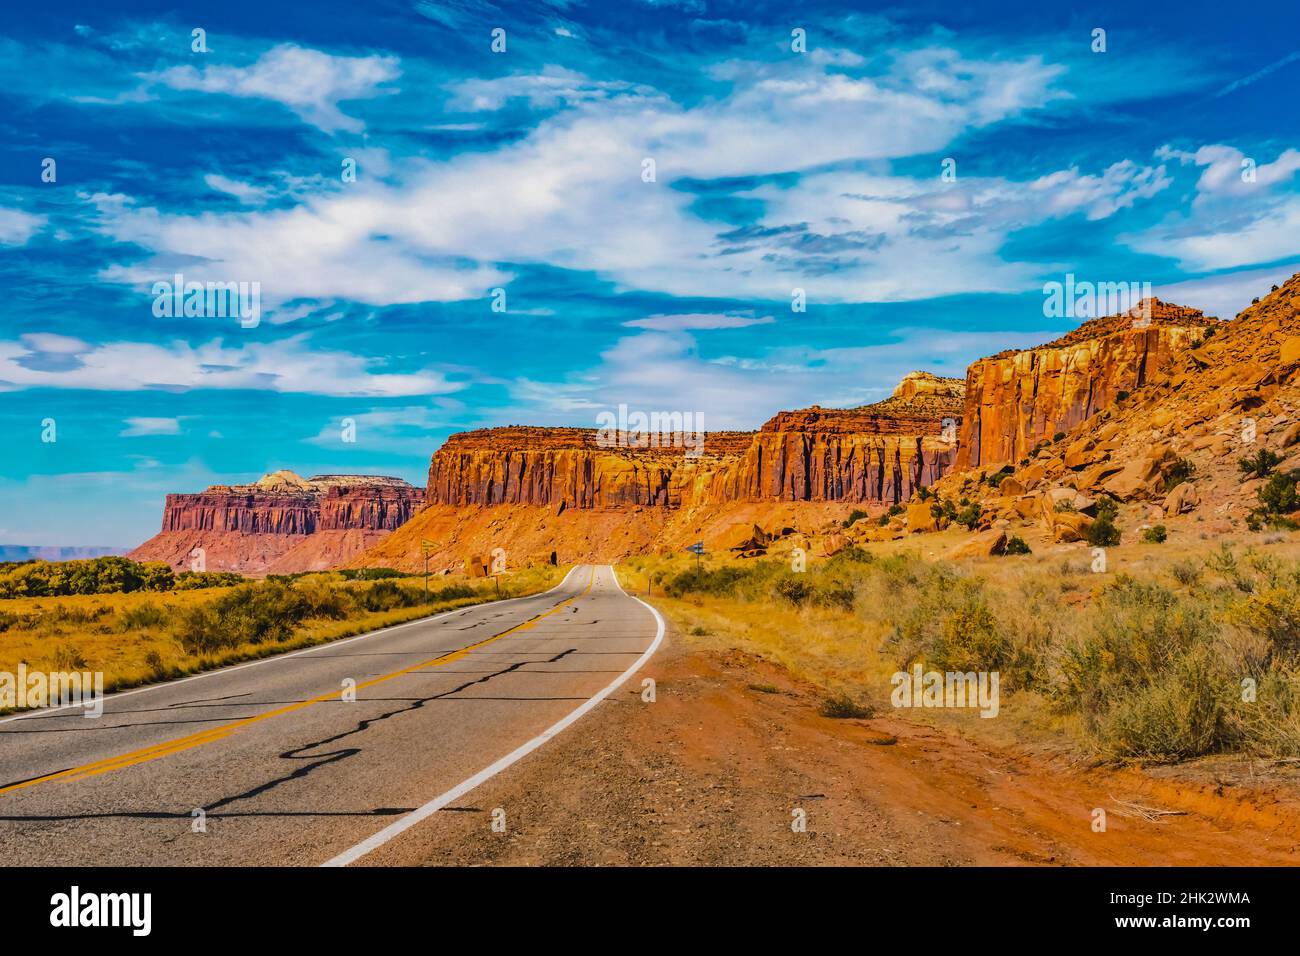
[0,568,594,798]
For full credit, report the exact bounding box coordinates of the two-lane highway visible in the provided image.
[0,564,661,866]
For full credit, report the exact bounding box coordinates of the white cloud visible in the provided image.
[204,173,271,205]
[121,416,181,436]
[93,44,1152,306]
[625,312,776,331]
[1156,143,1300,200]
[447,66,649,111]
[0,207,46,245]
[19,332,88,353]
[0,334,463,397]
[149,44,399,133]
[1130,145,1300,272]
[1028,160,1171,220]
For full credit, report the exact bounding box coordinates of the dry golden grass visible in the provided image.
[622,528,1300,762]
[0,564,564,709]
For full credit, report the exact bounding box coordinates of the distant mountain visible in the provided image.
[0,545,128,563]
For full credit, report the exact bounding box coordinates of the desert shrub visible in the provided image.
[662,564,755,598]
[1092,646,1233,760]
[174,570,245,590]
[1248,470,1300,530]
[1170,559,1201,587]
[338,567,405,580]
[955,502,982,530]
[0,556,179,598]
[1087,497,1121,547]
[173,579,350,654]
[842,509,868,529]
[1142,525,1168,544]
[1239,449,1282,479]
[1003,535,1032,555]
[1052,577,1231,758]
[1054,499,1077,513]
[774,576,814,606]
[812,582,856,611]
[1229,586,1300,658]
[1053,431,1066,442]
[119,602,169,631]
[818,694,873,719]
[888,576,1016,678]
[51,643,89,671]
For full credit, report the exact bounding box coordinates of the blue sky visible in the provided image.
[2,0,1299,547]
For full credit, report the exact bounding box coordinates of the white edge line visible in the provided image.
[321,562,665,867]
[0,565,583,725]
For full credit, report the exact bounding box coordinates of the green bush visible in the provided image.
[1052,577,1231,759]
[174,579,353,655]
[174,570,245,590]
[1003,535,1032,555]
[842,509,868,529]
[1142,525,1168,544]
[0,556,178,598]
[1087,497,1121,547]
[1249,470,1300,529]
[1239,449,1283,480]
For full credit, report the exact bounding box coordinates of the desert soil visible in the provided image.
[362,630,1300,867]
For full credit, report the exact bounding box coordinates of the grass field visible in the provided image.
[0,564,565,711]
[623,531,1300,763]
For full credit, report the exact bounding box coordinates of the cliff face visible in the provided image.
[131,471,424,574]
[956,299,1216,470]
[740,372,964,503]
[425,428,754,509]
[424,372,964,511]
[160,476,422,534]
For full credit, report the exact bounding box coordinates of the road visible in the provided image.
[0,564,662,866]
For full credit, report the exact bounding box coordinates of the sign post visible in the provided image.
[420,539,435,597]
[687,540,705,570]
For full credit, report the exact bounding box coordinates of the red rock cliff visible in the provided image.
[425,372,964,509]
[131,471,424,573]
[955,299,1216,470]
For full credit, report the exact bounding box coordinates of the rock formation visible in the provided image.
[956,299,1217,470]
[424,371,964,512]
[129,472,423,574]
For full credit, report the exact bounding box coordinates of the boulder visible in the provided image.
[946,530,1007,559]
[1280,336,1300,366]
[906,502,938,533]
[1050,511,1094,543]
[1164,482,1200,516]
[998,476,1026,498]
[819,533,848,557]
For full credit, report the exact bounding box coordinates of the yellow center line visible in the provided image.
[0,567,596,798]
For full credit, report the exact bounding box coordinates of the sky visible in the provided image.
[2,0,1299,547]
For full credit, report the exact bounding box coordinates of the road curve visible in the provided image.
[0,564,662,866]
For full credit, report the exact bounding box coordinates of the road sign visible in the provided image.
[687,541,704,555]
